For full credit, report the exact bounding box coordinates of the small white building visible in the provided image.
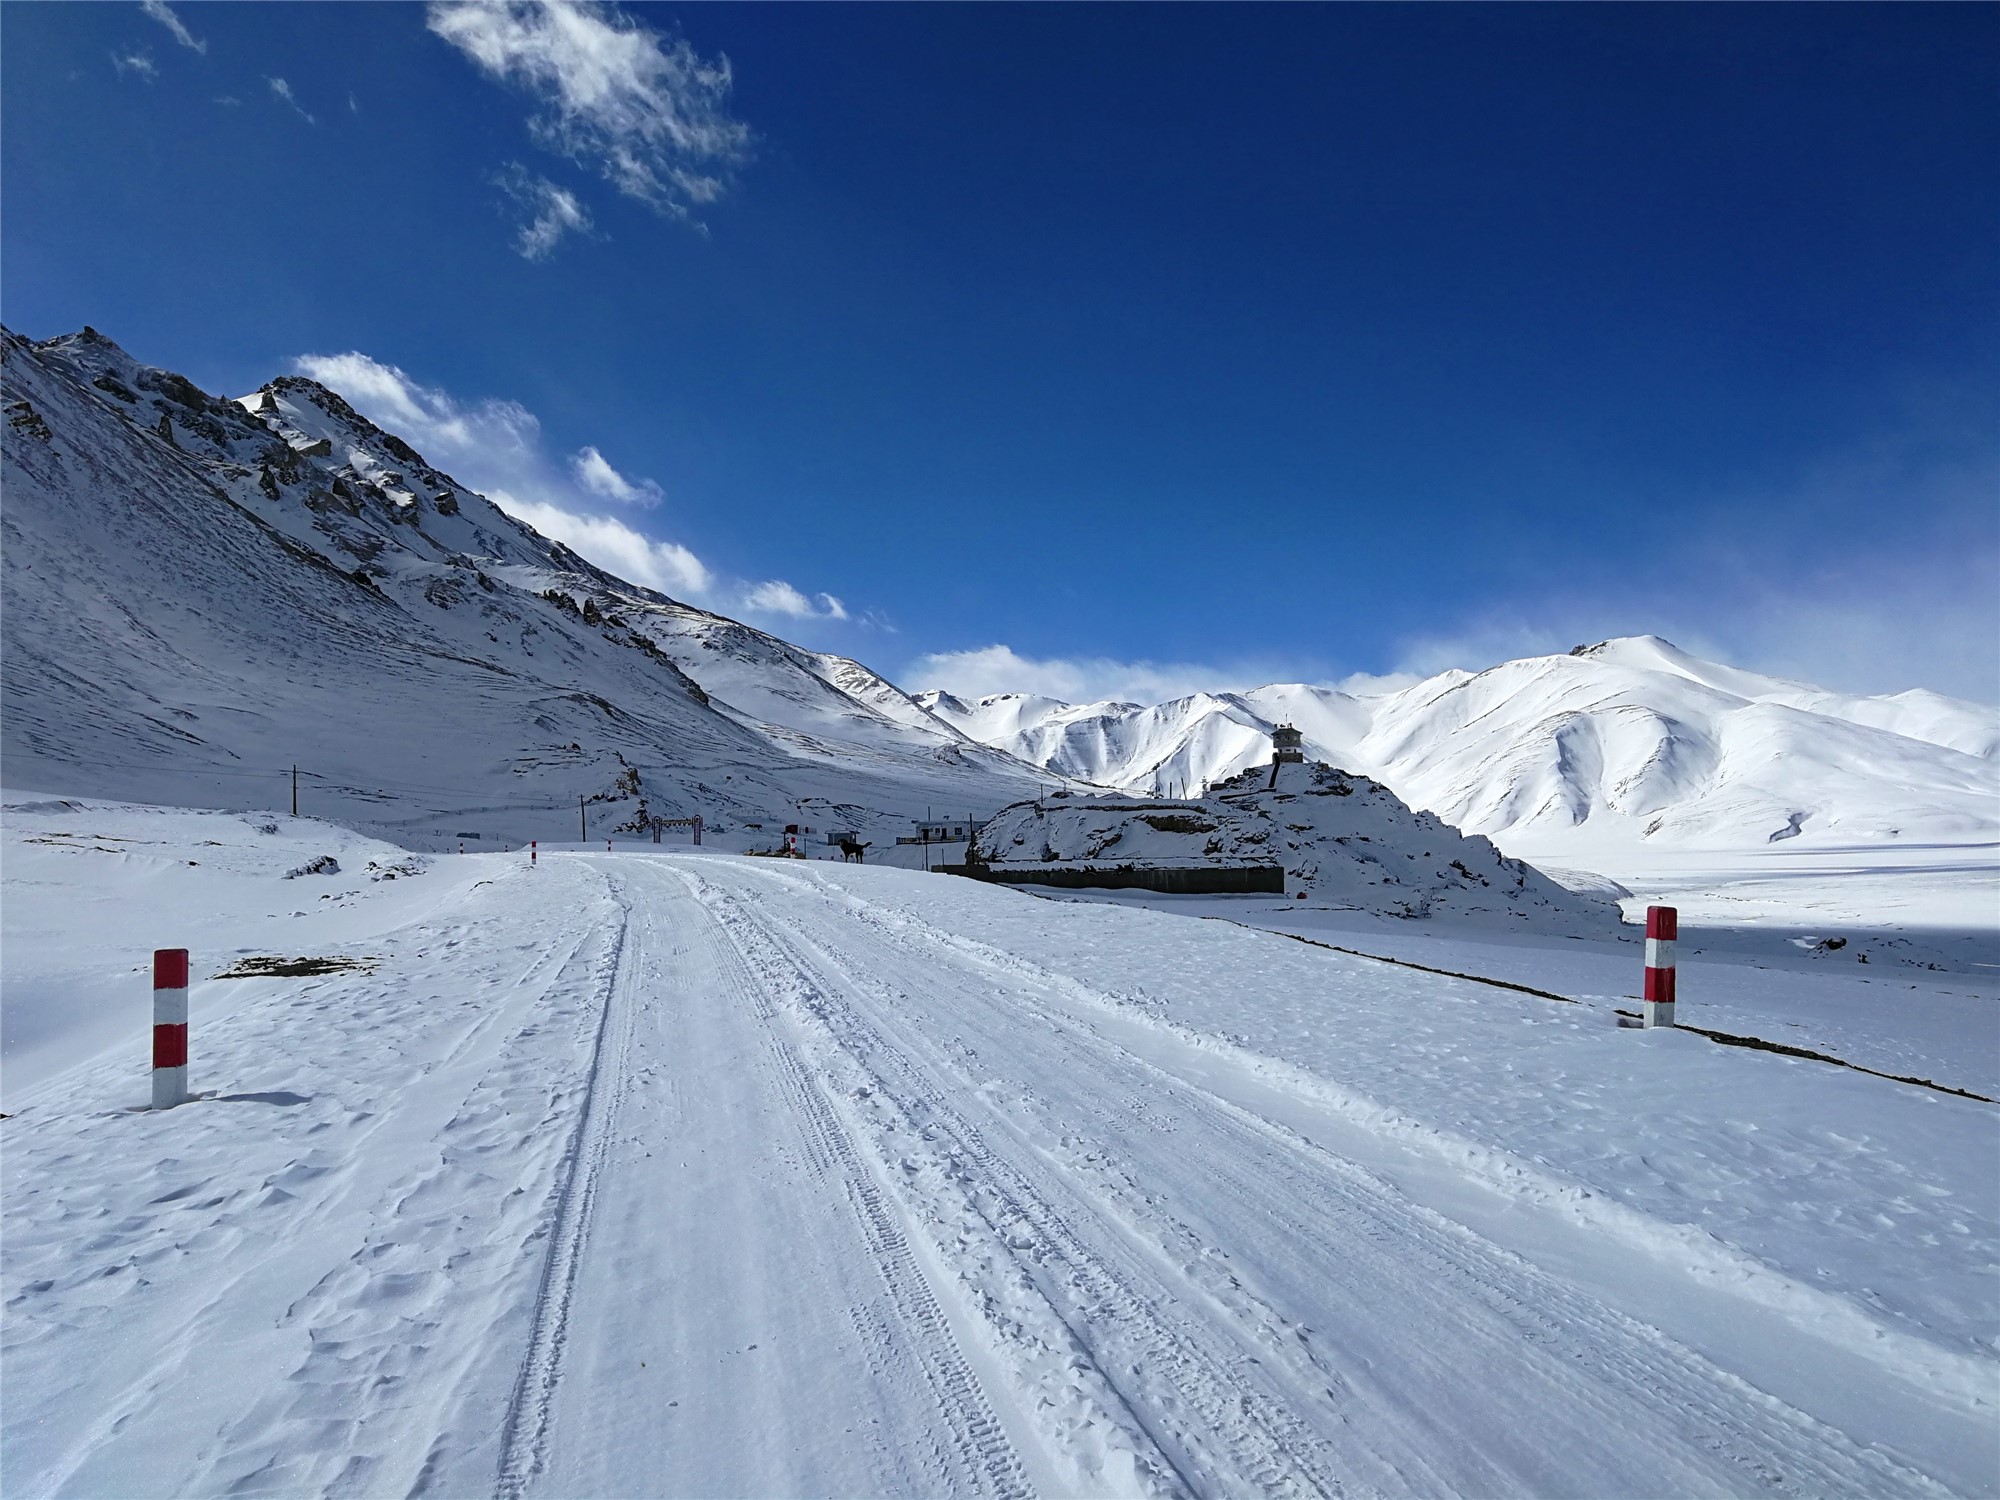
[906,817,982,844]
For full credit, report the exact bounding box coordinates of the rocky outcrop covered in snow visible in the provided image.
[971,761,1616,932]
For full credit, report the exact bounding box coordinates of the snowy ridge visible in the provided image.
[919,636,2000,860]
[1,326,1061,847]
[971,761,1614,932]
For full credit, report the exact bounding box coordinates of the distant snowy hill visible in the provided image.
[1,326,1058,847]
[972,760,1615,931]
[919,637,1999,860]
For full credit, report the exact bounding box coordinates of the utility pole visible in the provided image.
[291,765,298,818]
[579,796,587,841]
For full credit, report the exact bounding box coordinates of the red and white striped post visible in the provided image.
[153,948,190,1108]
[1644,905,1677,1028]
[531,839,538,867]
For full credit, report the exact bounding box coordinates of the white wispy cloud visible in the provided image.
[111,49,158,81]
[1388,620,1587,683]
[571,444,661,505]
[267,76,316,124]
[1392,573,2000,707]
[905,644,1409,707]
[1386,430,2000,705]
[289,351,540,460]
[495,164,595,260]
[427,0,749,223]
[140,0,206,54]
[489,489,713,598]
[906,646,1252,706]
[214,94,242,107]
[286,350,848,626]
[744,581,847,621]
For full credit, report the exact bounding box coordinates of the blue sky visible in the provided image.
[5,2,1996,703]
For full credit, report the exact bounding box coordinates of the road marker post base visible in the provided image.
[1643,906,1678,1028]
[152,948,190,1108]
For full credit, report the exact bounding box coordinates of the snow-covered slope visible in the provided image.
[919,637,2000,860]
[971,760,1614,932]
[1,327,1060,847]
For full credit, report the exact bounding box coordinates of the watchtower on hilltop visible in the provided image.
[1269,723,1305,789]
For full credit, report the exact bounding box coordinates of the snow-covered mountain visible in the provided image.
[1,327,1060,848]
[13,323,1989,879]
[919,637,1999,860]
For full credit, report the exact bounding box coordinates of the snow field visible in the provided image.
[3,858,632,1495]
[0,797,460,1107]
[1017,886,2000,1101]
[1532,837,2000,936]
[4,798,1996,1496]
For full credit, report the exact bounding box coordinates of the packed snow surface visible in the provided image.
[5,794,1996,1498]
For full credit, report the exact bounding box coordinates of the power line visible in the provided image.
[4,758,614,813]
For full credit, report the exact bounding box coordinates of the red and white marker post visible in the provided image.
[1643,905,1677,1028]
[153,948,190,1108]
[531,840,538,868]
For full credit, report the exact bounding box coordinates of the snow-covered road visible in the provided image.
[5,843,1995,1498]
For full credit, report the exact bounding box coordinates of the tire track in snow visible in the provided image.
[494,871,636,1500]
[663,862,1038,1500]
[698,859,1957,1499]
[684,867,1341,1499]
[768,865,2000,1428]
